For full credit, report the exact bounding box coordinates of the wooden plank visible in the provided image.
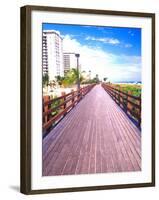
[109,108,137,171]
[110,106,141,170]
[43,84,141,176]
[61,120,87,175]
[43,104,80,154]
[67,120,88,174]
[88,119,96,174]
[80,120,92,174]
[95,119,102,173]
[43,106,84,175]
[109,98,141,158]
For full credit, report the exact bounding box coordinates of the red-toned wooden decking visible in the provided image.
[43,84,141,176]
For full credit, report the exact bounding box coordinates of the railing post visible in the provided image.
[43,97,45,125]
[123,91,128,112]
[118,86,121,106]
[43,95,50,123]
[127,91,132,114]
[84,86,87,95]
[138,94,141,127]
[81,87,83,99]
[43,95,51,134]
[71,89,74,105]
[83,87,86,96]
[115,86,117,103]
[86,86,89,94]
[61,91,66,110]
[77,87,80,100]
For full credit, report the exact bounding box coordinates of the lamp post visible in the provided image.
[89,70,91,80]
[75,53,80,91]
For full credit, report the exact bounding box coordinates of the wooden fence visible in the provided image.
[43,84,95,134]
[102,83,141,128]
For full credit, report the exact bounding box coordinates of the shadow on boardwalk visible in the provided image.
[43,85,141,176]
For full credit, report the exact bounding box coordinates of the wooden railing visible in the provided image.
[43,84,95,134]
[102,83,141,128]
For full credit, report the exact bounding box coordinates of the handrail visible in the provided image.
[43,90,76,106]
[102,83,141,128]
[43,84,95,134]
[105,84,141,100]
[43,93,80,117]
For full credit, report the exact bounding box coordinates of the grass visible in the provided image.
[50,95,62,116]
[112,84,141,97]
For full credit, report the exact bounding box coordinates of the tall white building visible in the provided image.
[63,52,80,73]
[42,30,64,81]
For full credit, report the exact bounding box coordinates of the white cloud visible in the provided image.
[128,30,134,37]
[85,36,120,45]
[124,43,133,48]
[106,64,141,82]
[85,36,133,49]
[63,35,141,82]
[116,55,141,64]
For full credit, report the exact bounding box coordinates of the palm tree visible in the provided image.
[72,68,84,84]
[43,73,49,87]
[103,77,108,82]
[62,68,84,87]
[95,74,99,83]
[55,75,64,86]
[42,73,49,93]
[89,70,91,80]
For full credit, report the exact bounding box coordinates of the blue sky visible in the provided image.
[43,23,141,82]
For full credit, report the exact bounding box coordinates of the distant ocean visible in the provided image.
[112,81,142,85]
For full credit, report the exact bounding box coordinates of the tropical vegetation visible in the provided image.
[43,68,100,89]
[112,84,141,97]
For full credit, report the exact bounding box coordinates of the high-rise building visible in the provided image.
[42,30,64,81]
[63,52,79,73]
[42,33,48,75]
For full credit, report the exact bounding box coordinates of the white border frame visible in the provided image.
[31,10,152,190]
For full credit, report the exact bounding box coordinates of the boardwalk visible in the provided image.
[43,84,141,176]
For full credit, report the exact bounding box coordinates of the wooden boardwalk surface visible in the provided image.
[43,84,141,176]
